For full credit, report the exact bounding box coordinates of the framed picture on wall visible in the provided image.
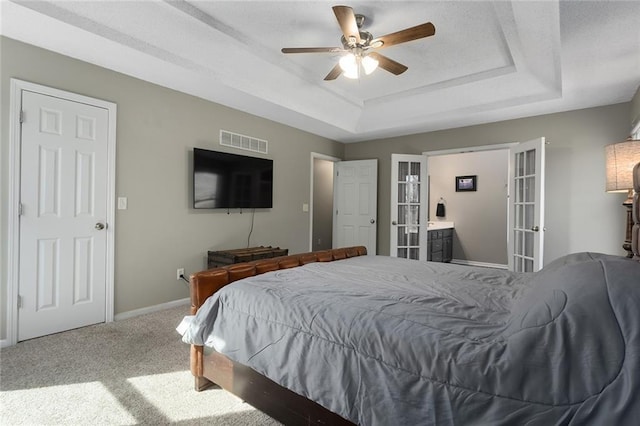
[455,175,477,192]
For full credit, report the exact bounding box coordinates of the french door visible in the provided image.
[508,138,546,272]
[390,154,428,260]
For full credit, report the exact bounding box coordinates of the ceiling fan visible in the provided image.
[281,5,436,81]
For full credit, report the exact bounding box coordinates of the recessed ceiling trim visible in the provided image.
[12,0,207,74]
[166,0,364,109]
[365,64,517,106]
[3,0,636,144]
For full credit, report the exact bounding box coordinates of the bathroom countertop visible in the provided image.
[427,221,454,230]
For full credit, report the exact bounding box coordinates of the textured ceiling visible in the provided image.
[2,0,639,143]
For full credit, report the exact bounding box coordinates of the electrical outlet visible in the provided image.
[176,268,184,281]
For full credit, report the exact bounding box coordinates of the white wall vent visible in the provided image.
[220,130,268,154]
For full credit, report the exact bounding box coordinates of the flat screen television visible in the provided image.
[193,148,273,209]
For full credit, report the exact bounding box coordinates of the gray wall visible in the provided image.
[1,35,635,342]
[631,85,640,131]
[0,37,344,340]
[312,158,334,251]
[428,150,509,265]
[344,103,632,263]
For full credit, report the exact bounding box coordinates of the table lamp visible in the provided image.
[605,138,640,257]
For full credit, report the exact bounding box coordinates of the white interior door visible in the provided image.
[508,137,546,272]
[390,154,428,260]
[18,90,111,341]
[333,160,378,254]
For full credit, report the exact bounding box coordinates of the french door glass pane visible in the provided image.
[525,149,536,174]
[525,205,534,229]
[517,179,523,202]
[515,230,523,255]
[409,205,420,225]
[410,162,421,177]
[516,152,524,177]
[398,205,407,224]
[409,229,419,246]
[514,256,522,272]
[398,162,408,181]
[516,205,523,228]
[397,227,408,246]
[398,183,407,203]
[409,248,419,260]
[525,232,534,257]
[525,177,535,202]
[397,248,407,258]
[525,259,534,272]
[408,183,420,202]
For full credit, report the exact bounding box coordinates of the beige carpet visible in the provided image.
[0,305,281,425]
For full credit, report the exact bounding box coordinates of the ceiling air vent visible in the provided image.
[220,130,268,154]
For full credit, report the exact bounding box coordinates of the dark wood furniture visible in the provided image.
[207,245,287,269]
[427,228,453,262]
[190,246,367,426]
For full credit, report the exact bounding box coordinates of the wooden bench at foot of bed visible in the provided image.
[188,246,367,425]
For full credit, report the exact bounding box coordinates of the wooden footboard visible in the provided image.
[189,246,366,425]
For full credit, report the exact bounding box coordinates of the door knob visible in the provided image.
[392,220,397,226]
[95,222,106,230]
[531,225,539,232]
[370,219,376,224]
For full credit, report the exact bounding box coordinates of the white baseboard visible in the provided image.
[450,259,508,270]
[0,298,190,347]
[114,297,190,321]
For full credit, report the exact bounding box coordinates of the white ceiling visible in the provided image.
[2,0,639,143]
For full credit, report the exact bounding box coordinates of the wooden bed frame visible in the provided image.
[189,246,367,426]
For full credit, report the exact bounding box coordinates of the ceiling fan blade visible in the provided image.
[333,5,361,45]
[372,22,435,49]
[282,47,345,54]
[324,63,343,81]
[368,52,408,75]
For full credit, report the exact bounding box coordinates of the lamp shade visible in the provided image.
[605,139,640,192]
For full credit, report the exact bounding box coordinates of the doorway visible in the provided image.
[7,79,117,345]
[309,154,378,255]
[310,153,339,252]
[424,144,514,268]
[424,139,545,271]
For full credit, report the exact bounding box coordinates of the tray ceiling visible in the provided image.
[2,0,639,143]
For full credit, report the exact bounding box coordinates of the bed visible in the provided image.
[180,244,640,425]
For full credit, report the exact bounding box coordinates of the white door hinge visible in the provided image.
[18,203,23,216]
[19,110,24,123]
[17,295,23,309]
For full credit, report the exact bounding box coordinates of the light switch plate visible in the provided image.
[302,203,309,212]
[117,197,127,210]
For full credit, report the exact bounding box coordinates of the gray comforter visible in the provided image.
[181,253,640,425]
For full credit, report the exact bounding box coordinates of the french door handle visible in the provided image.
[95,222,106,230]
[531,225,539,232]
[392,220,397,226]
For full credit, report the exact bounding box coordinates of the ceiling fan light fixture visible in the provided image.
[343,66,359,79]
[339,53,359,79]
[339,52,377,79]
[281,6,436,82]
[362,55,379,75]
